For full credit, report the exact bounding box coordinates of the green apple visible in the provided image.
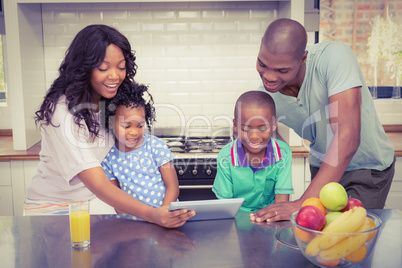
[324,211,343,227]
[319,182,348,211]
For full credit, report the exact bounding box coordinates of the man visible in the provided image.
[250,18,395,223]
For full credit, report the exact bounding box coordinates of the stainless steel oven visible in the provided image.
[174,157,218,201]
[158,128,232,201]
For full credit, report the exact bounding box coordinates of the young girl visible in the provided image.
[101,82,179,215]
[24,24,193,228]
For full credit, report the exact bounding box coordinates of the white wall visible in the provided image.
[1,1,400,132]
[0,1,317,131]
[40,2,277,130]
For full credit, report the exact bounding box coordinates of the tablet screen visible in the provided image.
[169,198,245,221]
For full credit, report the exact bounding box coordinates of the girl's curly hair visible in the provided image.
[35,24,137,138]
[104,81,156,133]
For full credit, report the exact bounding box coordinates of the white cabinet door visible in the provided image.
[10,161,39,216]
[384,157,402,210]
[0,161,12,186]
[0,161,13,216]
[290,157,306,201]
[0,186,13,216]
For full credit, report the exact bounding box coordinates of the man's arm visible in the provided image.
[299,86,361,201]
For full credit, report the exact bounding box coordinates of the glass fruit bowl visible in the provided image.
[288,211,382,267]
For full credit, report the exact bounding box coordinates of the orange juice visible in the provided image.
[70,210,90,243]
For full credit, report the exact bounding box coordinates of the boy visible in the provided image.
[212,91,293,214]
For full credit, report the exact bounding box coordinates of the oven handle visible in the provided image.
[179,185,213,189]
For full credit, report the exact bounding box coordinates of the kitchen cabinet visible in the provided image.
[0,160,39,216]
[4,0,305,151]
[290,157,306,201]
[385,157,402,209]
[0,162,13,215]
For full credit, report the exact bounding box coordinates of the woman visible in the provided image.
[24,24,194,228]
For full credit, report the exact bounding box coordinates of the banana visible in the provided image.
[322,209,354,232]
[305,209,355,257]
[305,234,322,257]
[318,217,371,261]
[318,207,367,250]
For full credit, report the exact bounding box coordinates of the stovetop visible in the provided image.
[162,136,232,154]
[153,127,233,159]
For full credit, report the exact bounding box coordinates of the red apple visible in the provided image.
[296,205,327,231]
[340,198,364,212]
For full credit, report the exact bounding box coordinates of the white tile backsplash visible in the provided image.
[178,11,200,19]
[40,2,310,130]
[190,22,213,31]
[1,0,397,140]
[177,81,202,92]
[202,10,225,19]
[189,69,213,80]
[141,22,165,32]
[153,11,176,20]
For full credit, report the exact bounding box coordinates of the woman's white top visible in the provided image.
[26,95,114,202]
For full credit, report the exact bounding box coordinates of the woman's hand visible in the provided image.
[250,200,302,223]
[148,206,195,228]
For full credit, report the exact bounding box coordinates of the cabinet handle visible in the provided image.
[179,185,213,189]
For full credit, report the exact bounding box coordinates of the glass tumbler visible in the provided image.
[69,200,91,248]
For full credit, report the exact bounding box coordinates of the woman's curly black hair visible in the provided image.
[35,24,137,138]
[104,81,156,133]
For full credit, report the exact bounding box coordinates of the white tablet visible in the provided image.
[169,198,245,221]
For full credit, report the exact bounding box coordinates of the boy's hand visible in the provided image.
[249,200,302,222]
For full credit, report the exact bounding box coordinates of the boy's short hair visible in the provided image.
[234,91,276,120]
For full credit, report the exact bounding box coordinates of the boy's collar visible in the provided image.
[231,138,282,169]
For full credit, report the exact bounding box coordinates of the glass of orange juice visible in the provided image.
[69,200,90,248]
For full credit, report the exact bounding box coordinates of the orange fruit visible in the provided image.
[345,244,367,262]
[302,197,327,215]
[295,226,314,242]
[317,255,340,266]
[366,217,376,242]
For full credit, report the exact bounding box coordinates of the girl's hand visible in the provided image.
[148,206,195,228]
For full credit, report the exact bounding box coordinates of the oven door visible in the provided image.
[174,158,218,201]
[178,179,217,201]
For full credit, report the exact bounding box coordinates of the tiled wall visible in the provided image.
[2,1,401,131]
[42,2,281,130]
